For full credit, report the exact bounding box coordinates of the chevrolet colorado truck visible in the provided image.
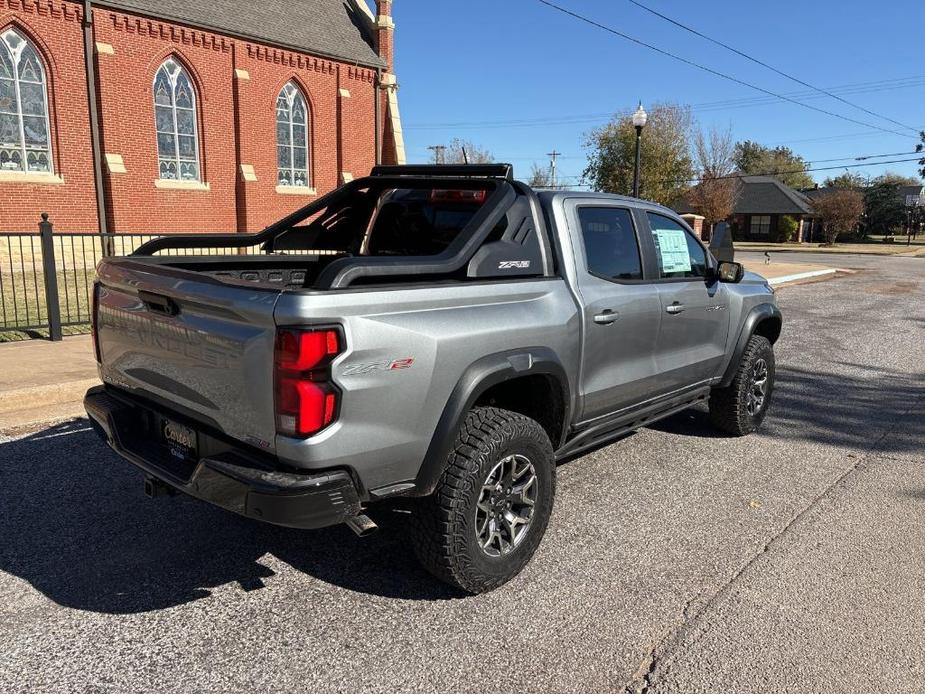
[85,164,781,593]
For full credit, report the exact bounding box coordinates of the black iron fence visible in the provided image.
[0,214,274,340]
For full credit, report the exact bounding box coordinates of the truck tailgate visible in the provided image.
[94,259,281,451]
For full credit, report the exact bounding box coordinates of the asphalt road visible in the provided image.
[1,252,923,693]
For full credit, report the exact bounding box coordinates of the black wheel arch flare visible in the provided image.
[413,348,572,497]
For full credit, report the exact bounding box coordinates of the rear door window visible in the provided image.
[577,206,643,281]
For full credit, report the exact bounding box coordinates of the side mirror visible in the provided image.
[716,260,744,283]
[709,221,734,263]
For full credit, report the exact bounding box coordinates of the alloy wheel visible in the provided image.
[746,358,769,416]
[475,454,538,557]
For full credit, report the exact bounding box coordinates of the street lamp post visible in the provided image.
[631,101,647,198]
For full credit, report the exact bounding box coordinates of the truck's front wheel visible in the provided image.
[412,407,555,594]
[709,334,775,436]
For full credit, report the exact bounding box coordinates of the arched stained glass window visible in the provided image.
[0,28,52,174]
[153,58,200,181]
[276,82,310,187]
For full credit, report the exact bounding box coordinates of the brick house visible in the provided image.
[676,175,816,243]
[0,0,404,233]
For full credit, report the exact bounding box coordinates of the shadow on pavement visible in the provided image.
[651,363,924,454]
[0,421,460,614]
[3,360,921,615]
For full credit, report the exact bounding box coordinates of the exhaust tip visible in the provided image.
[345,514,378,537]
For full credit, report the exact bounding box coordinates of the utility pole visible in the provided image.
[427,145,446,165]
[547,149,561,188]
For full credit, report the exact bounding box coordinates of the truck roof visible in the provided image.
[533,189,680,217]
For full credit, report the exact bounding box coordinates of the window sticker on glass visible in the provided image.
[653,228,692,274]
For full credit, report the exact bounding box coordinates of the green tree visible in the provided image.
[733,140,814,189]
[918,133,925,178]
[864,181,906,236]
[775,215,799,242]
[871,171,921,187]
[822,172,866,188]
[583,102,694,206]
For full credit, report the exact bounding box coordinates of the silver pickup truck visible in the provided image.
[85,164,781,593]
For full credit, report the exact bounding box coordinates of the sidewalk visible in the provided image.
[0,335,99,431]
[741,260,841,287]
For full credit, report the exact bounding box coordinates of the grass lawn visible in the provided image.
[0,233,272,341]
[0,266,97,340]
[0,237,97,341]
[736,238,925,256]
[0,233,149,340]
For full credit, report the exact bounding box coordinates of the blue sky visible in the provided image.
[392,0,925,186]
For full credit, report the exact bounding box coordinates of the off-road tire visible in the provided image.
[412,407,555,594]
[709,334,775,436]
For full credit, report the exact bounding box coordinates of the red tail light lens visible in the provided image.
[276,329,340,371]
[275,328,342,437]
[91,283,102,364]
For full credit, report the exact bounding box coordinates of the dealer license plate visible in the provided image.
[161,418,198,461]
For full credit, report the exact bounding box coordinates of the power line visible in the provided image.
[404,75,925,131]
[626,0,920,133]
[557,156,925,188]
[533,0,917,139]
[531,149,923,172]
[769,130,886,147]
[675,155,925,184]
[798,150,922,165]
[551,149,921,175]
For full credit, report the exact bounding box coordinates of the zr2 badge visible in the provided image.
[342,357,415,376]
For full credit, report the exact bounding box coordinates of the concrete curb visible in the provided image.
[768,268,837,286]
[0,403,89,433]
[0,377,99,432]
[0,378,99,414]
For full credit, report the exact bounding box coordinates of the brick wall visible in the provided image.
[93,10,239,233]
[232,45,378,232]
[0,0,390,233]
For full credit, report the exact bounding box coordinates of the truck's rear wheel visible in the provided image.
[412,407,555,594]
[709,334,775,436]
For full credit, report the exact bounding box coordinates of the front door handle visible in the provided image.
[665,302,685,315]
[593,309,619,325]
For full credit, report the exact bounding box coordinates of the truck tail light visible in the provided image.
[91,282,102,364]
[275,328,342,437]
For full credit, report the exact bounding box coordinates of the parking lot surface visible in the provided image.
[1,252,923,693]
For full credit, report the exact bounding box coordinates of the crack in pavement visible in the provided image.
[617,392,923,694]
[868,453,923,464]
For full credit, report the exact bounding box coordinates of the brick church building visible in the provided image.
[0,0,404,233]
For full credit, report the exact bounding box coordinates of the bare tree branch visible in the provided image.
[686,126,738,232]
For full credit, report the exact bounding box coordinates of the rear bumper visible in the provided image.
[84,386,361,530]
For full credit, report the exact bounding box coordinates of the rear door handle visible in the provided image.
[665,302,685,315]
[593,309,619,325]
